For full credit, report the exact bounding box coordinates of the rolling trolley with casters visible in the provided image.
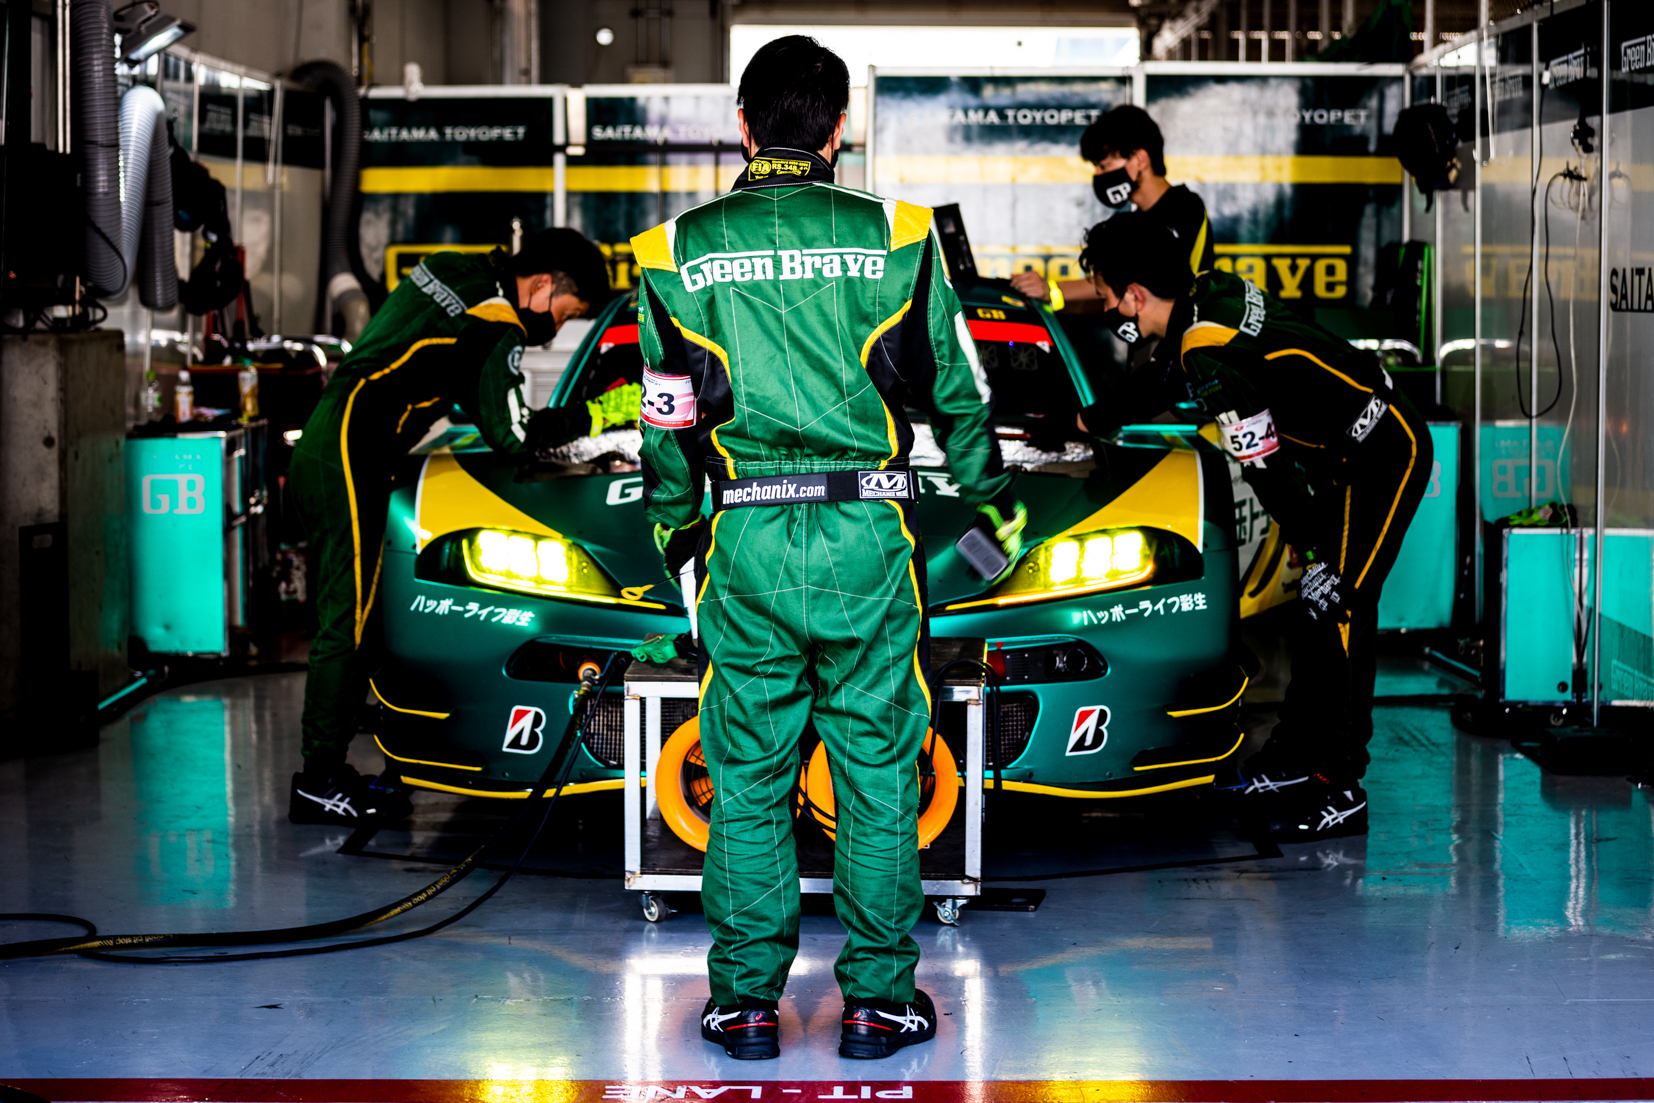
[622,638,989,926]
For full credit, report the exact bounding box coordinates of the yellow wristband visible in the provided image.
[1046,278,1065,312]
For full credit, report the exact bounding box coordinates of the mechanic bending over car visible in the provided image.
[1076,213,1432,841]
[1009,105,1214,314]
[633,36,1026,1061]
[287,229,615,825]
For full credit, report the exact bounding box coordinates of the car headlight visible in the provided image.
[455,528,666,609]
[945,526,1164,612]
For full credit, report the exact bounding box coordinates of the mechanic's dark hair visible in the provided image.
[737,35,850,152]
[1079,105,1167,176]
[1079,213,1193,300]
[510,227,614,308]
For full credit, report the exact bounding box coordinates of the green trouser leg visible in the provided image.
[697,498,930,1005]
[289,424,387,765]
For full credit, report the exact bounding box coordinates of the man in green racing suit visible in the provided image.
[287,229,614,825]
[635,36,1025,1061]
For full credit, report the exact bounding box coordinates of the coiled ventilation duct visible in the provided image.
[117,85,179,309]
[72,0,123,296]
[292,60,372,339]
[71,0,178,308]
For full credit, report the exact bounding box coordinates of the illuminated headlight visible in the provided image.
[946,527,1158,611]
[459,528,662,608]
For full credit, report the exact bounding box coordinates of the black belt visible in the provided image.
[710,468,920,511]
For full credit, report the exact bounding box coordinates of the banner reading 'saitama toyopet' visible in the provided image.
[869,66,1406,311]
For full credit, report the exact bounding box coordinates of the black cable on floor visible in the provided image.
[0,657,622,965]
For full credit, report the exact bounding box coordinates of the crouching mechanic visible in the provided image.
[633,35,1025,1060]
[1077,213,1431,840]
[288,229,614,825]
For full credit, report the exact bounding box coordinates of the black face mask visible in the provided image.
[516,303,559,347]
[1101,307,1141,344]
[1093,166,1135,209]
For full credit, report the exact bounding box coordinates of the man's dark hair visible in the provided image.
[1079,105,1167,176]
[510,227,614,308]
[737,35,850,152]
[1079,213,1193,300]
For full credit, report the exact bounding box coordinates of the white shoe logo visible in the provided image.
[703,1010,742,1033]
[296,788,358,817]
[1244,773,1307,794]
[1316,797,1367,831]
[875,1007,929,1033]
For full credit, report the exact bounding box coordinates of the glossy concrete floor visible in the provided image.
[2,665,1652,1087]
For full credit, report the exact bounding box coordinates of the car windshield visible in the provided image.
[563,317,644,418]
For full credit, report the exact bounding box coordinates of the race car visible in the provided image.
[371,276,1249,816]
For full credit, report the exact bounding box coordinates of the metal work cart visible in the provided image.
[622,639,988,925]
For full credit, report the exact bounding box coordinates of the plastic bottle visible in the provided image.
[237,360,260,420]
[175,369,194,422]
[141,369,162,422]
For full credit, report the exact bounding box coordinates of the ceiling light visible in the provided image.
[113,1,195,64]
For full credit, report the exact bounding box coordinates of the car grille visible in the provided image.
[581,695,699,768]
[935,693,1039,767]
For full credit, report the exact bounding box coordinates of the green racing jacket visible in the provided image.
[630,151,1014,527]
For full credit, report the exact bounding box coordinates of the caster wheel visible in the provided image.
[932,898,962,926]
[641,893,675,923]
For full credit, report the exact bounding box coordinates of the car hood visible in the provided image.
[399,425,1220,610]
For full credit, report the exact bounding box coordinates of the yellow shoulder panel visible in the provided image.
[890,201,932,252]
[1181,322,1239,358]
[465,298,524,329]
[631,222,677,272]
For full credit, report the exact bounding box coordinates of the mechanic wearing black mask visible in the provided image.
[1010,104,1213,314]
[286,228,613,825]
[1078,213,1431,841]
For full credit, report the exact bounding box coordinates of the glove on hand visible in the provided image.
[586,382,643,437]
[653,518,705,576]
[976,496,1028,583]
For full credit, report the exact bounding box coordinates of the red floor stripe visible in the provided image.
[6,1080,1654,1103]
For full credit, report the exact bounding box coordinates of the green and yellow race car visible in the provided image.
[370,278,1248,822]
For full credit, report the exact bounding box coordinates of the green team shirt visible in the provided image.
[297,250,532,464]
[630,149,1011,532]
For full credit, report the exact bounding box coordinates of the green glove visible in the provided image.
[586,382,643,437]
[654,518,704,575]
[977,497,1028,579]
[631,633,680,664]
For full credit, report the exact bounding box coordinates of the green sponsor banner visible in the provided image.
[871,74,1130,280]
[1145,70,1405,311]
[128,436,227,655]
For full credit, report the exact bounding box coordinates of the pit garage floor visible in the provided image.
[3,661,1654,1102]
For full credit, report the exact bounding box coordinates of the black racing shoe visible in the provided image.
[1266,784,1368,841]
[839,989,937,1059]
[1215,750,1318,798]
[700,998,780,1060]
[288,766,412,825]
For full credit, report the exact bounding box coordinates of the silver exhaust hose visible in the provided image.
[72,0,123,296]
[116,85,179,308]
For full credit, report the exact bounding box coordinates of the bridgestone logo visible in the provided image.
[720,479,828,506]
[682,248,886,293]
